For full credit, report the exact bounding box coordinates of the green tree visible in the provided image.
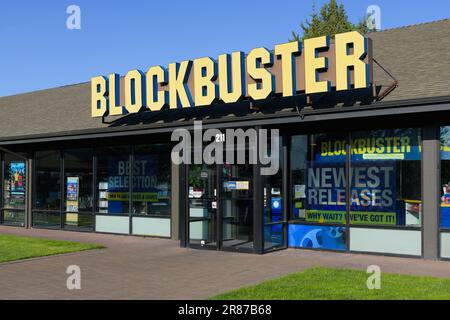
[291,0,369,41]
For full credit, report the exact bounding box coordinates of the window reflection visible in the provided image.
[35,150,61,210]
[97,146,130,215]
[3,153,26,226]
[440,126,450,228]
[350,129,422,227]
[132,144,171,217]
[290,128,422,228]
[33,150,61,228]
[290,133,347,225]
[63,148,94,230]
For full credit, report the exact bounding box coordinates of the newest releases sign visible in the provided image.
[91,31,372,117]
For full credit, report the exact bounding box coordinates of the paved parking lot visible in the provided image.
[1,225,450,300]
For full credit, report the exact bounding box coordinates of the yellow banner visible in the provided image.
[106,192,169,202]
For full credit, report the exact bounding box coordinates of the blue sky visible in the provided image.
[0,0,448,97]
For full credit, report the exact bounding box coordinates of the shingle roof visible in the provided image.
[367,19,450,101]
[0,19,449,140]
[0,82,103,139]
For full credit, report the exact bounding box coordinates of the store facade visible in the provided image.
[0,20,449,259]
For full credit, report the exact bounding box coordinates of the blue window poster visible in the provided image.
[104,155,170,214]
[304,161,397,225]
[288,224,347,251]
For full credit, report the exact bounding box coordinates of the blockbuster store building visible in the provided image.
[0,20,450,259]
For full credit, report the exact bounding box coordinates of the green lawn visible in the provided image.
[211,267,450,300]
[0,234,104,264]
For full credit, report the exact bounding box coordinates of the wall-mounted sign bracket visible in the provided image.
[373,58,399,102]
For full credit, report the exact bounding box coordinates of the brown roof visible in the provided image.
[0,19,449,140]
[368,19,450,101]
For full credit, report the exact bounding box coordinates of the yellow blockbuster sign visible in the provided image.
[91,31,373,118]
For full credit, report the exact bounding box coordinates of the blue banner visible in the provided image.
[305,161,397,225]
[315,134,421,163]
[105,155,169,214]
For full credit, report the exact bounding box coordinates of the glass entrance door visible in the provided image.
[188,164,218,249]
[187,162,255,252]
[221,162,254,252]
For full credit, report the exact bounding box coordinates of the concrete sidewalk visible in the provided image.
[0,225,449,300]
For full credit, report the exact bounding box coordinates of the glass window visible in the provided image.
[97,146,130,215]
[3,153,26,226]
[290,135,308,221]
[33,150,61,228]
[289,129,422,253]
[263,136,285,250]
[64,149,94,213]
[440,126,450,228]
[63,148,94,230]
[132,144,171,217]
[349,128,422,227]
[288,133,348,252]
[34,150,61,210]
[290,133,348,225]
[263,137,283,224]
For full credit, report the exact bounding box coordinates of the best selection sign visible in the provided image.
[91,31,372,117]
